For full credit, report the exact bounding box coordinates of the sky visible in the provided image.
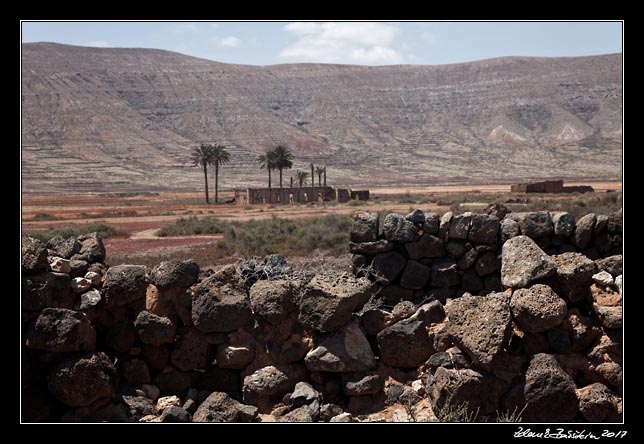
[21,21,622,66]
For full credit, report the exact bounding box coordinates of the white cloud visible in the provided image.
[279,22,407,65]
[421,31,437,45]
[174,23,199,34]
[85,40,111,48]
[214,36,242,48]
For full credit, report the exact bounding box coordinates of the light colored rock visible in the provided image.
[551,252,597,303]
[249,279,296,324]
[242,365,307,405]
[501,236,556,288]
[84,271,102,286]
[517,211,553,238]
[305,320,376,372]
[351,212,379,243]
[48,256,71,273]
[299,272,371,332]
[71,277,91,294]
[573,213,596,249]
[75,289,102,310]
[447,292,512,370]
[342,372,382,396]
[615,275,622,295]
[411,379,425,396]
[139,414,161,422]
[596,255,622,276]
[590,284,621,307]
[551,212,575,237]
[22,235,49,273]
[383,213,418,243]
[194,391,258,422]
[217,345,255,369]
[593,305,622,329]
[329,412,353,422]
[501,216,521,242]
[592,271,614,287]
[290,382,321,408]
[142,384,160,401]
[156,395,182,412]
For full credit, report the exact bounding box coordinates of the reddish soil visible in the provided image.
[22,181,621,257]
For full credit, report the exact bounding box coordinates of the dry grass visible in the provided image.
[434,402,480,423]
[108,214,354,268]
[25,223,123,243]
[496,405,527,422]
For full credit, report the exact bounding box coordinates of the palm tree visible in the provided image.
[315,166,325,187]
[296,170,308,187]
[191,144,214,204]
[257,150,277,202]
[273,144,294,189]
[208,144,230,204]
[310,162,315,188]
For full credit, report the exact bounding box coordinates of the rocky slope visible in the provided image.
[21,43,622,192]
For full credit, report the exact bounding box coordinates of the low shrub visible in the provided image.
[218,214,353,257]
[156,216,232,237]
[26,223,121,243]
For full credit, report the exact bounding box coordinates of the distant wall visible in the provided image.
[246,187,336,204]
[351,190,370,201]
[562,185,595,193]
[511,180,563,193]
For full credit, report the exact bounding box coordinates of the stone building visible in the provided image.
[510,180,594,194]
[240,187,337,205]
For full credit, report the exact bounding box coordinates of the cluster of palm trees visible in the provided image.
[256,144,294,190]
[192,142,328,204]
[190,143,230,204]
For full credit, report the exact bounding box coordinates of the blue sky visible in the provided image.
[21,21,622,66]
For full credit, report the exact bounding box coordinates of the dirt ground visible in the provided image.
[22,181,621,258]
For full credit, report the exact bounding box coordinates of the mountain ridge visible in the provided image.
[21,42,622,192]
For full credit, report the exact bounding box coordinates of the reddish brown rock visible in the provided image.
[25,308,96,353]
[47,352,117,407]
[510,284,567,333]
[576,383,618,422]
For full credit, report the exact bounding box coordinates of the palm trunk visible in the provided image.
[268,168,272,203]
[214,162,219,204]
[311,164,314,188]
[203,164,210,204]
[279,168,283,189]
[324,167,327,187]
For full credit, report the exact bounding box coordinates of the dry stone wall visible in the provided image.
[350,208,622,305]
[21,207,622,422]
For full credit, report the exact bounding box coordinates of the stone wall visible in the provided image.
[511,180,564,193]
[350,209,622,304]
[245,186,336,205]
[21,207,622,422]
